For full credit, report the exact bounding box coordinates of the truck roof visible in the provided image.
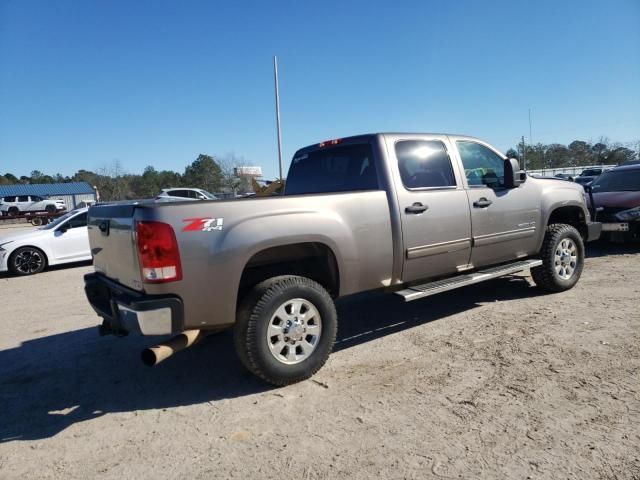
[296,132,484,153]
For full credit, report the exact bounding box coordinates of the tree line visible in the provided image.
[0,153,254,201]
[506,138,639,170]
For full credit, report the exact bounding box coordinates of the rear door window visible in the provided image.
[285,143,378,195]
[169,190,189,198]
[67,212,88,229]
[395,140,456,189]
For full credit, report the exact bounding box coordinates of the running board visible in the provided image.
[395,259,543,302]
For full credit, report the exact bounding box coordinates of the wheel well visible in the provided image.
[547,206,587,239]
[238,242,340,304]
[9,245,48,265]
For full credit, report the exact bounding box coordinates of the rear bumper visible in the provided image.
[84,273,184,336]
[586,221,602,242]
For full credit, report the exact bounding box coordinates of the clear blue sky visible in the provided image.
[1,0,639,179]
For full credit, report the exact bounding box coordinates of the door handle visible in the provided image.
[405,202,428,214]
[473,198,493,208]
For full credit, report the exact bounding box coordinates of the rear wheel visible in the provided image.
[7,207,19,217]
[9,246,47,275]
[234,275,337,386]
[45,204,56,214]
[531,224,584,292]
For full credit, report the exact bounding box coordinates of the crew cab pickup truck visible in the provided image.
[85,133,601,385]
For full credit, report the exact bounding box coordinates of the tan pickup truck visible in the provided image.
[84,133,601,385]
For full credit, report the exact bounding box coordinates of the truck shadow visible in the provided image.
[0,275,544,442]
[585,239,639,258]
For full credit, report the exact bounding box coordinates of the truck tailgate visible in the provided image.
[88,204,142,291]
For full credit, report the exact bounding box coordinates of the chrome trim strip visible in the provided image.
[473,227,536,246]
[406,238,471,259]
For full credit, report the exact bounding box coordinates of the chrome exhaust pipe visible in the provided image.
[141,329,203,366]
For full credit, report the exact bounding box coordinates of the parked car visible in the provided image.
[574,176,596,189]
[554,173,574,181]
[573,168,606,190]
[589,163,640,242]
[580,168,603,177]
[155,188,218,202]
[0,208,90,275]
[621,159,640,166]
[84,133,601,386]
[0,195,66,216]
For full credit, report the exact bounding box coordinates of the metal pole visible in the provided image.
[528,108,533,169]
[522,135,527,171]
[273,56,284,181]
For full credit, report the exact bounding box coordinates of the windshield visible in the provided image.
[41,211,77,230]
[591,170,640,192]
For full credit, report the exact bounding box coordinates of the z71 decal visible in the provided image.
[182,217,224,232]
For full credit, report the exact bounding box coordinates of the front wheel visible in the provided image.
[531,224,584,292]
[234,275,337,386]
[9,246,47,275]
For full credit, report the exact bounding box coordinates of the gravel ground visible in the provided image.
[0,241,638,479]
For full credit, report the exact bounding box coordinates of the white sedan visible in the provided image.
[0,208,91,275]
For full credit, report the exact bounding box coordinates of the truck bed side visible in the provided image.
[89,191,393,330]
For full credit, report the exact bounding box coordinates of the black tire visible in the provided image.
[531,224,584,292]
[45,204,56,214]
[8,207,19,217]
[234,275,337,386]
[8,246,47,275]
[31,217,43,226]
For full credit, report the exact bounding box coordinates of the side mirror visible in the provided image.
[504,158,526,188]
[57,224,69,233]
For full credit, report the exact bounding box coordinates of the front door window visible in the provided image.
[457,141,505,188]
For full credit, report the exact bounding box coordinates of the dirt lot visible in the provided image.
[0,241,638,479]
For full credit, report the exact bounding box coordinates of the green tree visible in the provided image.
[545,144,571,168]
[3,173,18,183]
[607,147,636,165]
[568,140,592,166]
[183,154,223,192]
[130,166,161,198]
[591,141,610,164]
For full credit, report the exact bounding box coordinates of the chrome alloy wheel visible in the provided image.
[266,298,322,365]
[14,248,45,274]
[554,238,577,280]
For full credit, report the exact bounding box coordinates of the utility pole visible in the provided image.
[522,135,527,171]
[273,56,284,181]
[528,108,533,147]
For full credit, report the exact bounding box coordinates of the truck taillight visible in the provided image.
[135,221,182,283]
[318,138,342,148]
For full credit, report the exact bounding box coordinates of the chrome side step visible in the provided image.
[395,259,543,302]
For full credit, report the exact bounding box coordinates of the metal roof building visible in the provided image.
[0,182,97,210]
